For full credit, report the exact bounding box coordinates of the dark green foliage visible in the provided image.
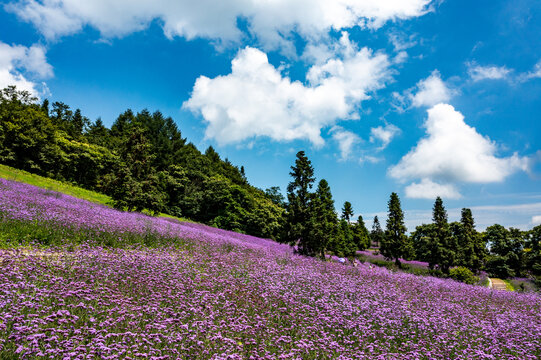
[370,215,384,248]
[333,219,356,257]
[410,223,436,263]
[86,118,110,147]
[427,197,455,273]
[341,201,353,223]
[484,224,526,278]
[485,255,515,278]
[310,179,338,258]
[526,225,541,276]
[352,215,370,251]
[0,86,57,174]
[265,186,286,207]
[380,192,410,266]
[101,127,165,213]
[285,151,316,254]
[455,208,486,273]
[448,266,479,285]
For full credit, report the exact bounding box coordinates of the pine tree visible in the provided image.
[71,108,89,137]
[352,215,370,251]
[310,179,338,258]
[371,215,384,248]
[456,208,482,272]
[380,192,409,266]
[428,197,455,273]
[285,151,315,255]
[341,201,354,223]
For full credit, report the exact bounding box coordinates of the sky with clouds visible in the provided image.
[1,0,541,231]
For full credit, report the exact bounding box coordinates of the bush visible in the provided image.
[449,266,479,285]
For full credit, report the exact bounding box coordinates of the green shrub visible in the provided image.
[449,266,479,285]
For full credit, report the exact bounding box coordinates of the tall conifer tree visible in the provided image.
[341,201,354,223]
[457,208,482,272]
[352,215,370,250]
[428,197,455,273]
[310,179,338,258]
[381,192,409,266]
[371,215,384,248]
[286,151,315,255]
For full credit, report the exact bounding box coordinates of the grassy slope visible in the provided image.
[0,164,111,206]
[0,164,192,223]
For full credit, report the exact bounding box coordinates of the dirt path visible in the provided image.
[490,278,509,291]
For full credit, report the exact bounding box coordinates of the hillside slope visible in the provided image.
[0,178,540,359]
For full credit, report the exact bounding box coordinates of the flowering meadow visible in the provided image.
[1,178,540,359]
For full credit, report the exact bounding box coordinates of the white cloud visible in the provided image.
[331,126,360,161]
[404,179,462,199]
[389,104,530,185]
[370,123,400,150]
[532,215,541,225]
[184,37,392,146]
[359,155,382,164]
[0,42,53,96]
[388,32,417,52]
[519,59,541,82]
[468,63,511,81]
[8,0,434,50]
[410,70,453,108]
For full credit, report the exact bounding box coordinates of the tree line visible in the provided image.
[282,151,370,257]
[282,151,540,283]
[380,192,540,281]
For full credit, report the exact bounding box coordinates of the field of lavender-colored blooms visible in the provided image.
[1,178,541,359]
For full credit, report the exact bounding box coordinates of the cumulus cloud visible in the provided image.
[410,70,453,108]
[184,37,392,146]
[7,0,434,49]
[389,104,530,198]
[468,63,511,81]
[331,127,361,161]
[0,42,53,96]
[404,179,462,199]
[370,123,400,150]
[532,215,541,225]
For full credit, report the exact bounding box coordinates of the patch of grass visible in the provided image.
[481,277,490,288]
[0,164,111,206]
[156,212,195,223]
[502,279,515,292]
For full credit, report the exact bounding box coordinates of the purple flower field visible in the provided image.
[1,178,541,359]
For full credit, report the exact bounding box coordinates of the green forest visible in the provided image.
[1,86,539,284]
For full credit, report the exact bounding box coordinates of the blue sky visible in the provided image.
[1,0,541,230]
